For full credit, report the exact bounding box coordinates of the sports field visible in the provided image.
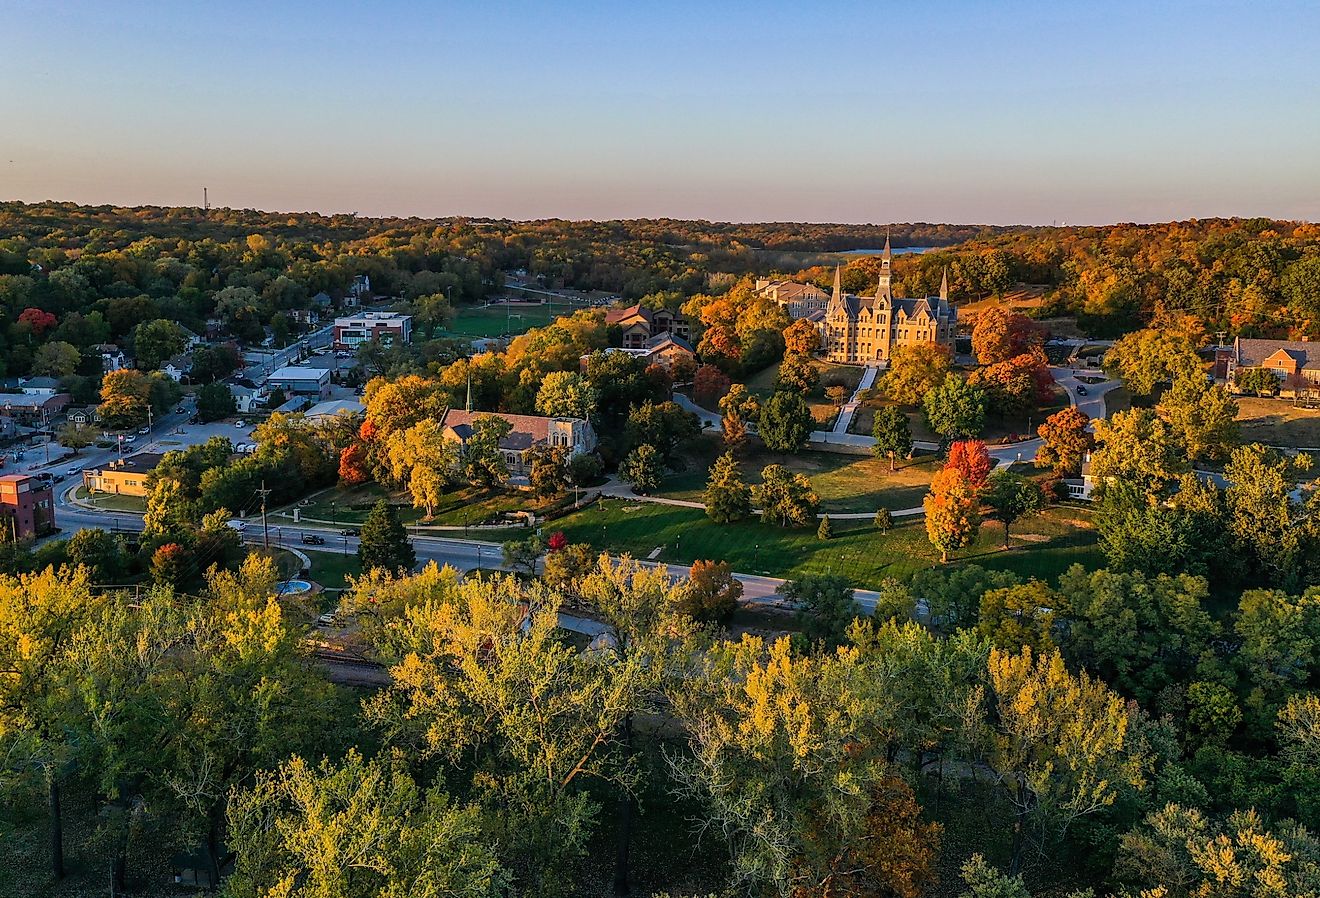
[441,299,596,338]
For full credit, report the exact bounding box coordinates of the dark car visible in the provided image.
[1075,384,1088,395]
[340,527,359,537]
[301,534,326,545]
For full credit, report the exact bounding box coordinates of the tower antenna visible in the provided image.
[203,187,210,214]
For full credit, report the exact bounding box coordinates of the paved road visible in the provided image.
[242,323,335,381]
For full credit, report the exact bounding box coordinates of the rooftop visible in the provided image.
[268,366,330,380]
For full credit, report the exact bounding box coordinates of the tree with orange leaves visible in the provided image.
[338,443,369,485]
[692,364,730,409]
[971,307,1046,366]
[1036,406,1093,475]
[946,439,992,490]
[924,467,981,563]
[783,318,821,355]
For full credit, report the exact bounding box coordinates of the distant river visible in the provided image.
[834,246,934,255]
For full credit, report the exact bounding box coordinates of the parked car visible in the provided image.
[301,533,326,545]
[235,420,246,428]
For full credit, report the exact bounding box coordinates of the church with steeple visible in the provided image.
[818,236,957,365]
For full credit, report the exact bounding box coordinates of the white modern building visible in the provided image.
[266,366,332,399]
[332,311,413,350]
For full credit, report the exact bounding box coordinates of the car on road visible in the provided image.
[65,466,82,477]
[138,426,150,434]
[226,520,248,532]
[235,420,246,428]
[340,527,359,537]
[1076,384,1089,396]
[122,435,137,444]
[301,534,326,545]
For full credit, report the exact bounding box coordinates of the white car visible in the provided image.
[235,420,246,428]
[122,435,137,444]
[225,520,248,532]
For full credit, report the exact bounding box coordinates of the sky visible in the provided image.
[2,0,1318,225]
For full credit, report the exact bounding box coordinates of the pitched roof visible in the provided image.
[1236,338,1320,370]
[643,332,694,353]
[605,304,653,326]
[442,410,559,446]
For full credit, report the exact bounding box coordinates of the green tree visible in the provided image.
[984,471,1044,547]
[1089,408,1184,496]
[782,574,858,649]
[871,406,913,471]
[225,750,507,898]
[462,415,513,489]
[718,383,760,452]
[358,500,416,574]
[535,370,598,420]
[978,581,1057,652]
[501,533,544,575]
[774,352,818,393]
[1225,444,1319,588]
[625,399,700,463]
[195,381,237,422]
[621,443,664,494]
[882,343,953,406]
[1104,327,1204,395]
[66,528,122,582]
[31,341,81,378]
[816,513,833,540]
[923,374,987,441]
[1156,375,1240,462]
[758,390,814,453]
[1234,366,1280,397]
[131,318,189,371]
[874,507,893,532]
[55,422,94,452]
[986,646,1138,871]
[142,477,196,542]
[527,444,569,499]
[753,463,819,527]
[703,450,751,523]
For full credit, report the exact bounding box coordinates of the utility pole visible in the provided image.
[257,480,272,549]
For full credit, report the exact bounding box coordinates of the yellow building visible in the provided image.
[82,453,164,497]
[820,238,956,364]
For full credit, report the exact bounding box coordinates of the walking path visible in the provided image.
[832,365,880,435]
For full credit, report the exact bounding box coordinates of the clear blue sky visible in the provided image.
[2,0,1318,224]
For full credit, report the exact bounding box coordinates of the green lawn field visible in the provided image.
[439,300,595,338]
[658,437,940,513]
[546,500,1100,588]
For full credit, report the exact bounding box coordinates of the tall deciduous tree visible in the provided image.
[704,450,752,523]
[1155,374,1240,462]
[872,406,913,471]
[719,383,760,452]
[923,375,987,442]
[758,391,814,453]
[385,419,458,517]
[984,470,1044,547]
[358,500,415,574]
[535,370,598,420]
[1089,408,1184,496]
[971,307,1046,365]
[621,442,664,494]
[753,463,819,527]
[1035,406,1093,475]
[462,415,513,489]
[882,343,953,406]
[1104,327,1204,396]
[924,467,981,563]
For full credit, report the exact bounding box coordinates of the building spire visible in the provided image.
[465,371,473,412]
[877,231,892,300]
[830,264,844,309]
[940,267,949,303]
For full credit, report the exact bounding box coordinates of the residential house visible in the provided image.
[605,304,691,350]
[266,366,332,399]
[819,239,956,365]
[0,392,72,423]
[180,327,205,349]
[439,410,596,476]
[66,407,99,427]
[161,352,193,382]
[332,311,413,350]
[1226,337,1320,396]
[346,274,371,307]
[0,474,54,539]
[94,343,131,373]
[755,279,831,319]
[83,453,165,498]
[19,377,61,395]
[229,383,268,414]
[581,333,697,375]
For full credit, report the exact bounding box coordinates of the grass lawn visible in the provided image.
[657,436,940,513]
[295,482,542,528]
[745,359,864,428]
[304,549,364,592]
[850,385,1068,445]
[1234,397,1320,448]
[438,300,594,338]
[550,500,1100,589]
[849,399,939,443]
[76,485,147,513]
